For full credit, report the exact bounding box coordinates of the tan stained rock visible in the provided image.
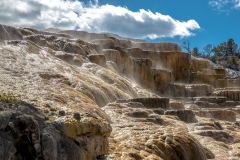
[214,89,240,101]
[196,110,236,122]
[1,24,240,160]
[170,100,185,110]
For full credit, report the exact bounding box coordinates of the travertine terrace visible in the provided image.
[0,24,240,160]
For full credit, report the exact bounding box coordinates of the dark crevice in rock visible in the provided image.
[14,135,36,160]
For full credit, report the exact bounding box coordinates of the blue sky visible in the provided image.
[97,0,240,52]
[0,0,239,52]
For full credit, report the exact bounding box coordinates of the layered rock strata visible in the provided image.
[1,24,240,160]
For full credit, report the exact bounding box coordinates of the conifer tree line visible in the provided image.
[181,38,240,58]
[181,38,240,70]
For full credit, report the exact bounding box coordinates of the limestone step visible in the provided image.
[194,101,220,108]
[87,54,107,67]
[215,79,240,88]
[192,97,240,109]
[215,87,240,91]
[170,100,185,110]
[213,89,240,101]
[195,109,237,122]
[163,83,213,97]
[193,96,227,104]
[116,98,170,109]
[193,130,234,143]
[164,110,197,123]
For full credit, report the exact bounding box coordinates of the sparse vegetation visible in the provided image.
[0,92,21,104]
[181,38,240,71]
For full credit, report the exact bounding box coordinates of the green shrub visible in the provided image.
[0,92,21,104]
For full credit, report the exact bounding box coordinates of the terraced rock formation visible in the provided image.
[0,24,240,160]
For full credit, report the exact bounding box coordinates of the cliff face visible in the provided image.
[1,24,240,160]
[128,48,191,82]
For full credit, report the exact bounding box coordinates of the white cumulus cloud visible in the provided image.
[209,0,240,10]
[0,0,200,39]
[234,0,240,8]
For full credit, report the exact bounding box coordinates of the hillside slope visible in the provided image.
[0,24,240,160]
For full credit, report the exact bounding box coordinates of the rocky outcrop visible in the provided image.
[0,24,73,41]
[103,48,174,92]
[23,35,100,56]
[128,49,191,81]
[0,101,111,160]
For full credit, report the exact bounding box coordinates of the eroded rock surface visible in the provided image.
[1,24,240,160]
[0,101,112,160]
[102,102,208,160]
